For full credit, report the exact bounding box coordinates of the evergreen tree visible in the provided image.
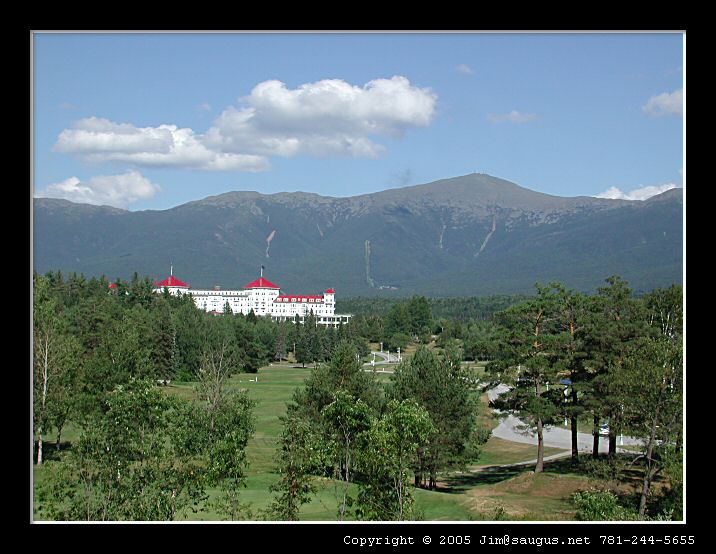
[274,321,288,361]
[389,345,482,488]
[551,285,591,462]
[487,284,563,473]
[583,276,648,457]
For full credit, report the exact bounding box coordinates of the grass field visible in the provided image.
[34,362,604,521]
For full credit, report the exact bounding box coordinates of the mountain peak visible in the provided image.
[34,173,682,296]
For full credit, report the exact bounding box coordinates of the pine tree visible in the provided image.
[487,284,562,473]
[389,345,481,488]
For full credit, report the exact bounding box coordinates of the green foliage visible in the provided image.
[33,274,84,462]
[322,391,373,520]
[608,335,682,518]
[35,177,682,300]
[389,345,484,488]
[33,267,683,522]
[383,332,410,351]
[579,457,624,484]
[291,341,383,424]
[572,489,637,521]
[340,295,531,323]
[202,393,256,520]
[266,414,318,520]
[356,400,435,521]
[36,379,205,520]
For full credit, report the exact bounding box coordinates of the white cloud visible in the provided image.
[455,63,474,75]
[595,182,680,201]
[54,117,269,172]
[53,76,436,170]
[36,170,161,208]
[204,76,437,158]
[487,110,539,123]
[198,103,212,111]
[642,89,683,117]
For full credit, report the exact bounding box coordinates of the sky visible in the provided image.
[32,32,685,211]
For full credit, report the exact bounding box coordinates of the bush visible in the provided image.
[572,489,637,521]
[579,456,623,483]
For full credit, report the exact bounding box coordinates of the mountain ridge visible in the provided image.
[33,173,683,296]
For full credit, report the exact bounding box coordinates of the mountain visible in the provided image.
[32,174,683,296]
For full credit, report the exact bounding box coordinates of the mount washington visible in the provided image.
[33,174,683,297]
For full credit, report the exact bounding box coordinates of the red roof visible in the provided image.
[108,282,117,289]
[244,276,280,289]
[154,275,190,288]
[325,289,335,294]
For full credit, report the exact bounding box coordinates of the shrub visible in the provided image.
[572,489,637,521]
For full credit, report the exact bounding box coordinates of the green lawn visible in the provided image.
[477,437,567,467]
[33,363,595,521]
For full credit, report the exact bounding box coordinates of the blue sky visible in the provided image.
[33,32,684,211]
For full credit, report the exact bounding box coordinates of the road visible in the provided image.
[372,350,401,363]
[487,384,643,453]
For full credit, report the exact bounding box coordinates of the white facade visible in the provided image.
[153,274,351,326]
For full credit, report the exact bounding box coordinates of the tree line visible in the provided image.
[33,270,683,521]
[485,277,683,519]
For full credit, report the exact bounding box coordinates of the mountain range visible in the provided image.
[33,173,683,297]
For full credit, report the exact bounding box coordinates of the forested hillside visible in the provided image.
[33,174,683,296]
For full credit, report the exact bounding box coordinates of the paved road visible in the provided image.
[372,350,401,363]
[487,384,643,453]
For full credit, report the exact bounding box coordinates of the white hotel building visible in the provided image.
[152,271,352,326]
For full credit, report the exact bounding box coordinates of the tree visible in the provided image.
[609,337,682,519]
[293,318,310,368]
[407,296,433,338]
[551,285,591,462]
[304,311,322,367]
[286,341,383,520]
[233,316,271,373]
[174,345,256,520]
[201,392,256,520]
[389,345,482,488]
[291,341,383,424]
[267,413,317,520]
[384,302,411,338]
[356,400,434,520]
[149,297,177,380]
[171,294,206,380]
[487,284,562,473]
[583,276,647,457]
[322,390,372,520]
[33,275,82,464]
[462,320,500,361]
[274,321,288,361]
[195,318,240,432]
[37,379,205,520]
